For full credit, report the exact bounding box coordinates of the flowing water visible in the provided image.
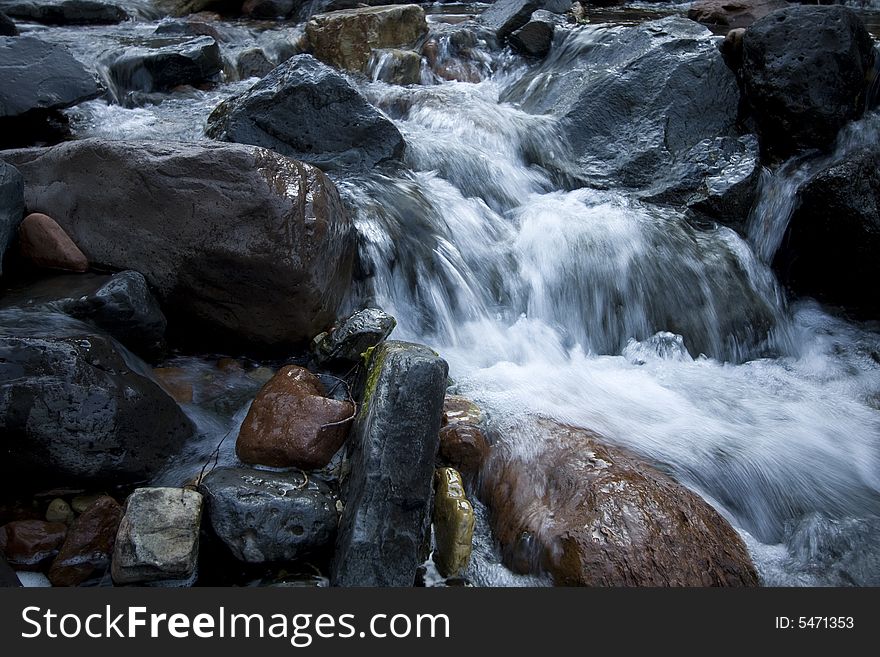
[12,3,880,586]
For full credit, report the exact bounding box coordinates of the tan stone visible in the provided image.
[18,213,88,272]
[432,467,474,578]
[45,498,75,526]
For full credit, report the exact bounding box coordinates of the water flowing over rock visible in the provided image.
[481,420,760,586]
[688,0,789,30]
[206,54,405,171]
[0,311,193,489]
[0,0,130,25]
[16,212,89,273]
[199,467,337,563]
[332,341,448,586]
[0,271,168,358]
[311,307,396,366]
[1,139,356,348]
[368,48,421,85]
[48,495,122,586]
[305,5,427,73]
[741,5,875,158]
[0,160,23,275]
[112,487,203,585]
[107,36,222,94]
[775,148,880,318]
[502,18,745,214]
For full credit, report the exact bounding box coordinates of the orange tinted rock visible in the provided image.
[18,213,88,272]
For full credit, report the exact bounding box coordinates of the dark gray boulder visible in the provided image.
[479,0,570,42]
[509,10,562,58]
[0,0,130,25]
[311,308,396,366]
[206,54,405,172]
[331,341,448,586]
[0,311,193,490]
[1,139,356,349]
[0,160,23,275]
[0,271,167,358]
[775,148,880,317]
[107,36,222,93]
[242,0,298,19]
[0,37,101,118]
[236,48,275,79]
[0,10,17,35]
[741,5,875,158]
[199,467,337,563]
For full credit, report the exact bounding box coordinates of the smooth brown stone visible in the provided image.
[18,212,89,272]
[48,496,122,587]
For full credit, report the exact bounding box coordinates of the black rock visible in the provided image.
[241,0,297,19]
[509,10,561,58]
[479,0,570,42]
[312,308,396,366]
[206,54,405,172]
[0,551,22,586]
[0,160,23,275]
[0,311,193,490]
[107,36,222,94]
[236,48,275,79]
[0,10,17,35]
[331,341,448,586]
[199,467,337,564]
[775,149,880,317]
[0,0,129,25]
[0,37,102,118]
[741,5,875,158]
[0,271,167,358]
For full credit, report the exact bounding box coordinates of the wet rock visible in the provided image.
[775,148,880,318]
[432,467,474,578]
[509,10,561,58]
[48,495,121,586]
[154,18,222,41]
[0,0,130,25]
[481,420,760,586]
[369,48,421,85]
[70,493,107,515]
[0,271,168,358]
[152,367,194,404]
[421,24,497,84]
[720,27,746,71]
[236,365,354,469]
[207,54,405,172]
[741,5,875,158]
[442,395,482,427]
[112,487,203,585]
[311,307,396,366]
[16,212,89,272]
[0,551,20,586]
[305,5,428,73]
[236,48,275,79]
[0,519,67,570]
[438,424,489,476]
[1,139,356,348]
[503,17,741,209]
[45,499,75,526]
[332,341,448,587]
[0,37,101,119]
[107,36,222,94]
[479,0,570,42]
[199,467,337,563]
[688,0,788,30]
[241,0,298,19]
[0,11,17,35]
[0,161,23,275]
[0,311,193,489]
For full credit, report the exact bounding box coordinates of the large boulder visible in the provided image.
[0,37,101,119]
[107,36,222,94]
[741,5,875,158]
[331,341,448,586]
[199,467,337,563]
[305,5,427,73]
[206,54,405,172]
[688,0,788,30]
[502,18,746,215]
[0,160,22,275]
[236,365,354,469]
[481,420,760,586]
[1,139,356,348]
[0,271,168,358]
[479,0,570,42]
[774,149,880,318]
[47,496,122,586]
[0,0,130,25]
[0,311,193,489]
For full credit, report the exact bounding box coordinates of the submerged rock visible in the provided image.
[107,36,222,94]
[368,48,421,85]
[207,54,405,171]
[1,139,356,348]
[332,341,448,586]
[311,307,396,366]
[48,495,121,586]
[481,420,760,586]
[236,365,354,469]
[0,160,23,275]
[741,5,874,158]
[0,311,193,489]
[688,0,788,30]
[432,467,474,578]
[16,212,89,272]
[112,488,202,586]
[305,5,428,73]
[0,0,130,25]
[199,467,337,563]
[0,519,66,570]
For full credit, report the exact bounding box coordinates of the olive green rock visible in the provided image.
[432,467,475,578]
[45,498,75,526]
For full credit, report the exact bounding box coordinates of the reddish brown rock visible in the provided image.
[688,0,789,29]
[481,419,759,586]
[0,519,67,570]
[236,365,354,469]
[18,212,89,272]
[439,423,489,476]
[442,394,482,427]
[48,496,122,587]
[152,367,194,404]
